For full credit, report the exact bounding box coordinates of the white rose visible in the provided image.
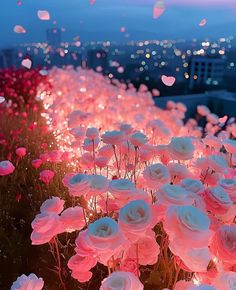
[169,137,194,160]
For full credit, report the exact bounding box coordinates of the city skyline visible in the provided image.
[0,0,236,47]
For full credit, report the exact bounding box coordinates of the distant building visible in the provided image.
[87,49,108,72]
[1,48,17,68]
[46,28,61,48]
[188,56,225,89]
[70,52,82,68]
[155,90,236,119]
[49,51,82,68]
[0,53,4,68]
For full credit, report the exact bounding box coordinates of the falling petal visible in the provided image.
[37,10,50,20]
[219,116,228,124]
[152,89,160,97]
[39,69,48,76]
[90,0,96,5]
[120,26,126,33]
[13,25,26,33]
[0,96,6,103]
[21,58,32,69]
[199,18,207,26]
[153,0,165,19]
[161,75,176,86]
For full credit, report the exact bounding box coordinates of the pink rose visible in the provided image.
[80,153,94,169]
[67,110,91,128]
[48,150,62,163]
[86,127,99,140]
[149,120,171,139]
[129,132,147,147]
[197,105,210,116]
[32,159,42,169]
[156,184,194,207]
[143,163,170,188]
[203,135,222,150]
[61,151,73,161]
[119,200,154,241]
[176,102,187,112]
[207,113,219,125]
[213,271,236,290]
[66,173,91,197]
[210,225,236,265]
[98,144,114,158]
[11,273,44,290]
[100,271,143,290]
[40,196,64,214]
[62,172,75,187]
[39,153,49,162]
[83,137,99,152]
[39,170,54,184]
[203,186,233,215]
[60,206,85,232]
[31,212,61,245]
[102,130,124,145]
[223,139,236,154]
[75,230,97,257]
[70,126,86,141]
[208,154,228,173]
[84,217,125,264]
[168,137,195,160]
[71,270,92,283]
[168,163,193,184]
[195,267,218,285]
[88,174,109,195]
[164,205,211,248]
[68,254,97,274]
[95,156,109,168]
[167,100,176,109]
[0,160,15,176]
[156,145,172,165]
[16,147,27,157]
[126,230,160,265]
[87,217,123,251]
[170,243,211,272]
[139,146,153,162]
[180,178,204,194]
[109,178,136,202]
[218,178,236,202]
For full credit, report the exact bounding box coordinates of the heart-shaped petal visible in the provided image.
[0,96,5,104]
[153,0,165,19]
[21,59,32,69]
[161,75,176,87]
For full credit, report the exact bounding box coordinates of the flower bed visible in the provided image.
[1,67,236,290]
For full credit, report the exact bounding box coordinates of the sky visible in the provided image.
[0,0,236,47]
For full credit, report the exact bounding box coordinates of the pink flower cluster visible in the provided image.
[11,68,236,289]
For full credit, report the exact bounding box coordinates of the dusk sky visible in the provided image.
[1,0,236,47]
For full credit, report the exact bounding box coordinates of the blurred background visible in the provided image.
[1,0,236,96]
